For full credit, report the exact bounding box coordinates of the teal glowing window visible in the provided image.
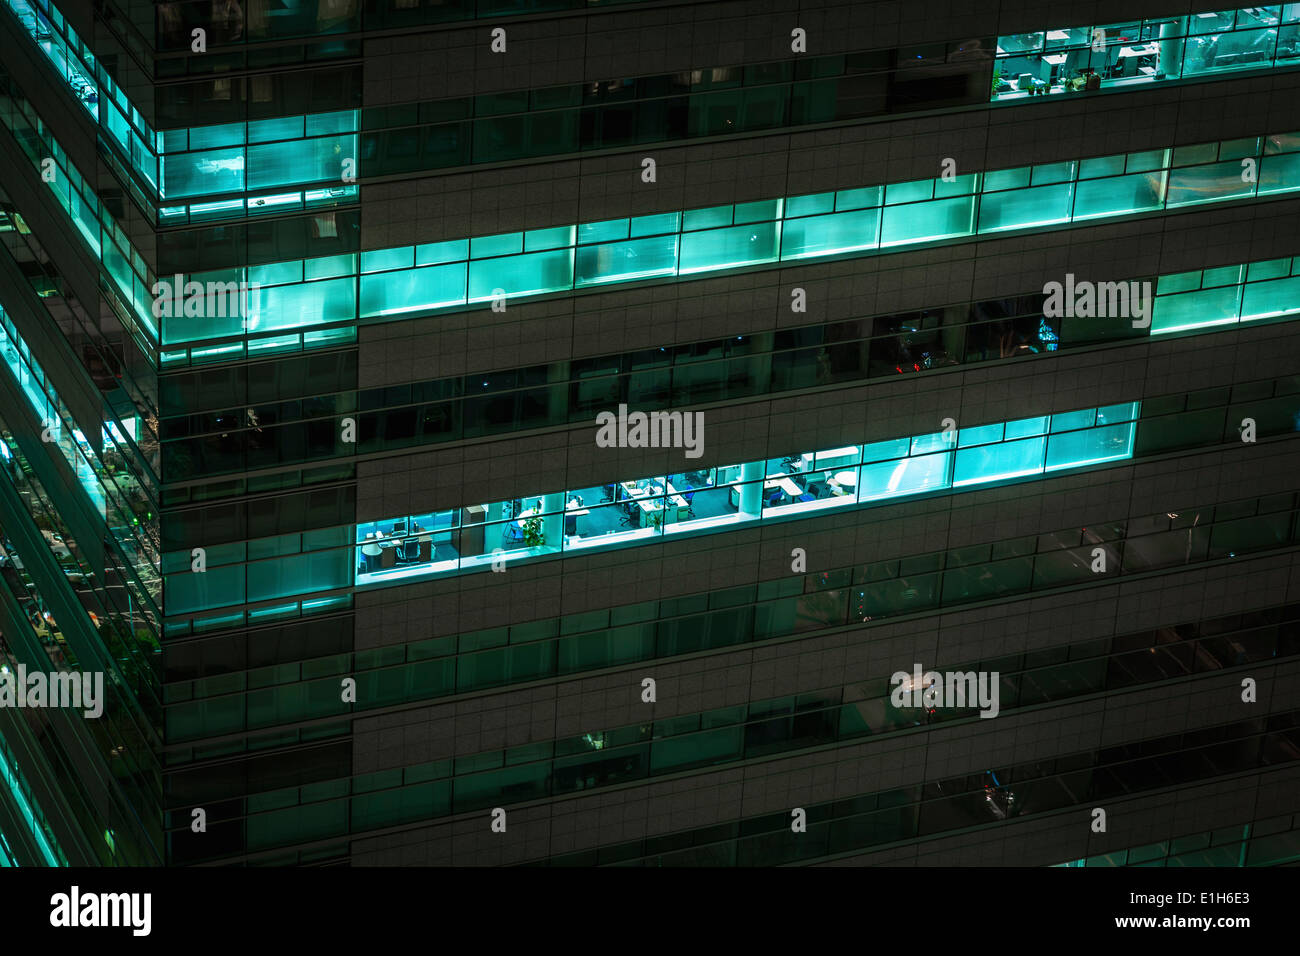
[16,0,1300,234]
[993,6,1300,102]
[0,739,63,866]
[158,403,1139,617]
[158,127,1300,348]
[0,308,158,610]
[350,402,1138,588]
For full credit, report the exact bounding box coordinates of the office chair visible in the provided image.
[683,491,696,517]
[766,489,783,508]
[504,523,525,544]
[619,502,638,527]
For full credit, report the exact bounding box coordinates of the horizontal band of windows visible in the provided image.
[580,816,1296,868]
[154,0,668,57]
[156,252,1300,475]
[159,388,1300,642]
[155,402,1136,618]
[160,128,1300,348]
[165,506,1300,714]
[159,487,1300,772]
[157,415,1299,638]
[21,0,1300,229]
[162,496,1300,749]
[359,405,1139,575]
[539,720,1300,868]
[5,47,1296,367]
[1055,818,1296,868]
[166,672,1300,858]
[992,7,1300,100]
[157,364,1299,559]
[144,35,1300,224]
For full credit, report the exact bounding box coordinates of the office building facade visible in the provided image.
[0,0,1299,866]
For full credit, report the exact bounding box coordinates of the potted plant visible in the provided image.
[521,515,545,547]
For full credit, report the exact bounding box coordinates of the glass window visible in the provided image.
[360,263,466,318]
[1166,160,1256,207]
[978,182,1073,232]
[1005,416,1049,439]
[958,422,1003,447]
[1046,421,1136,470]
[470,232,523,258]
[836,186,882,210]
[575,235,678,286]
[861,454,938,500]
[786,192,835,217]
[578,219,629,244]
[780,208,879,259]
[885,180,934,204]
[881,196,976,246]
[682,205,733,231]
[679,223,779,273]
[468,248,573,300]
[953,436,1047,485]
[1073,171,1165,220]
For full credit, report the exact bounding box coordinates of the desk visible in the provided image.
[515,507,540,527]
[1046,30,1072,41]
[1042,53,1067,66]
[620,482,673,511]
[764,475,804,498]
[1118,44,1158,58]
[828,471,858,496]
[362,531,398,549]
[566,499,590,516]
[664,481,689,509]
